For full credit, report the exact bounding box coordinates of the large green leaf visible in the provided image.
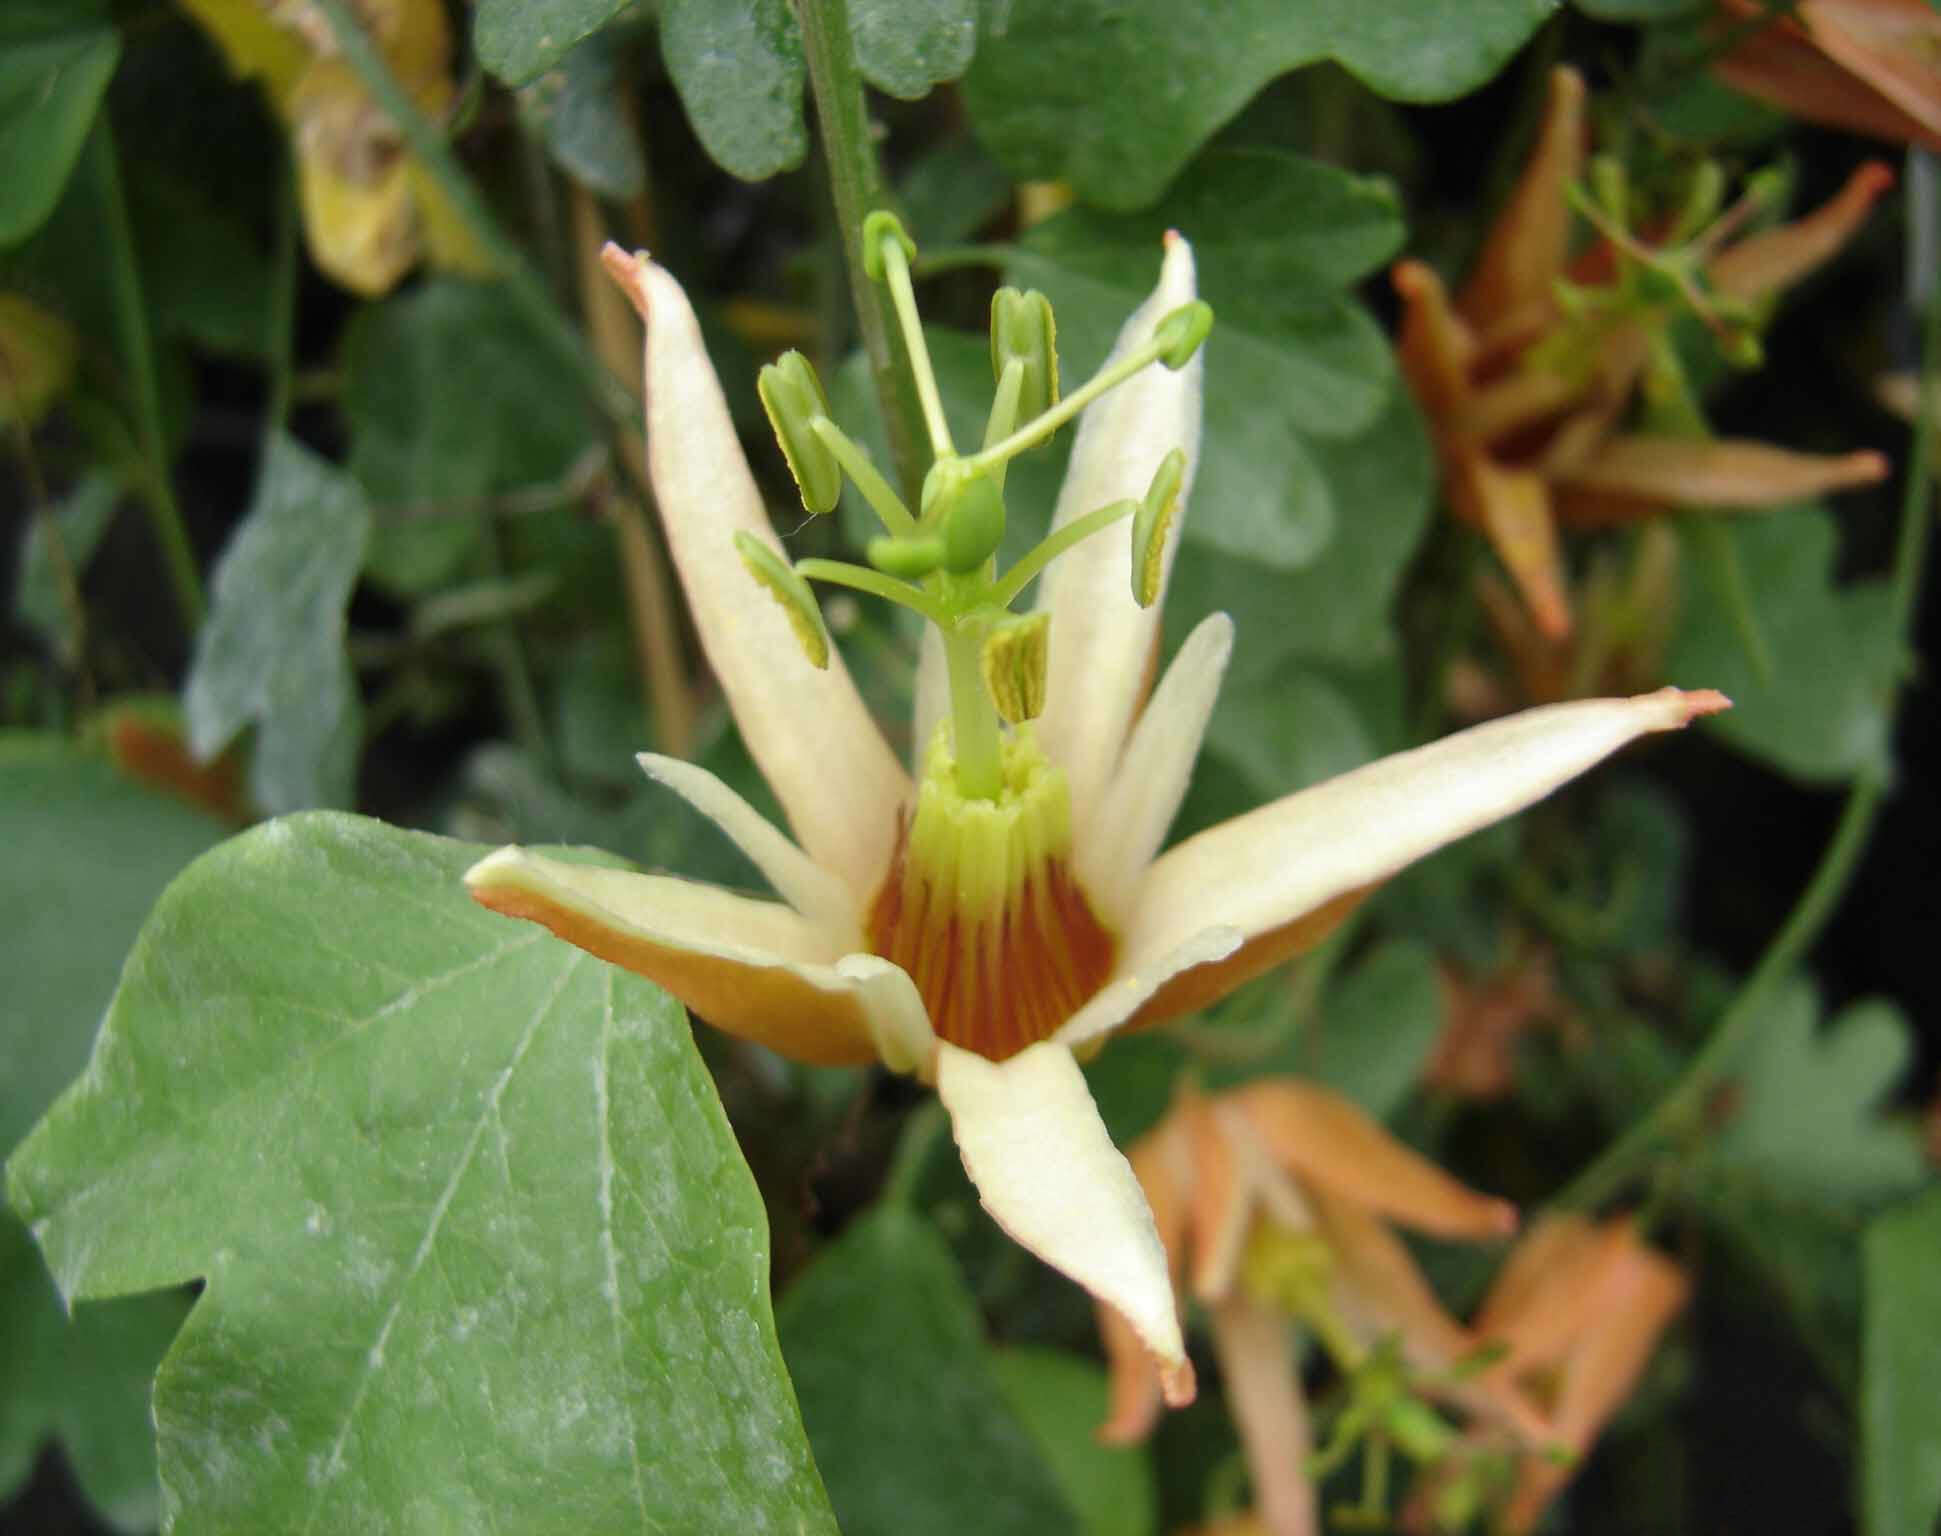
[1702,982,1925,1211]
[1666,503,1900,783]
[342,280,592,594]
[1864,1188,1941,1536]
[0,5,119,247]
[988,1347,1156,1536]
[473,0,632,85]
[7,814,839,1535]
[0,737,228,1528]
[1271,939,1445,1120]
[183,434,370,815]
[1006,148,1407,569]
[963,0,1552,210]
[851,0,976,99]
[1160,385,1433,676]
[517,30,647,199]
[660,0,807,181]
[777,1206,1076,1536]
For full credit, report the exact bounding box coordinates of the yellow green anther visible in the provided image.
[990,286,1059,423]
[757,351,841,514]
[922,457,1007,574]
[1388,1398,1459,1465]
[979,610,1051,724]
[1152,300,1213,370]
[1669,160,1727,246]
[1590,153,1629,228]
[862,209,917,285]
[733,530,830,670]
[1130,447,1185,606]
[867,532,947,580]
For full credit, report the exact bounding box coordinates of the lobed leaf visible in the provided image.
[8,814,838,1535]
[184,435,370,814]
[963,0,1553,210]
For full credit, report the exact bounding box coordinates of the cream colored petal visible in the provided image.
[1209,1300,1318,1536]
[1233,1080,1516,1241]
[937,1039,1194,1406]
[1036,234,1203,813]
[464,845,903,1067]
[1098,1112,1196,1445]
[601,247,909,900]
[1076,613,1234,924]
[1120,689,1731,991]
[1550,433,1888,516]
[636,752,859,940]
[1053,924,1244,1052]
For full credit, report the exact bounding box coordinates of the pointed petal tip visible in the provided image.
[464,843,529,896]
[1660,686,1732,723]
[599,241,652,321]
[1160,1356,1197,1409]
[1391,258,1439,300]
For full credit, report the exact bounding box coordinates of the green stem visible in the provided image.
[942,622,1003,799]
[987,499,1136,609]
[306,0,632,431]
[793,558,951,624]
[792,0,931,499]
[85,118,205,631]
[811,417,916,536]
[1551,227,1941,1213]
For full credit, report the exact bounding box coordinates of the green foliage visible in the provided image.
[850,0,977,99]
[1668,503,1900,783]
[8,815,838,1534]
[962,0,1553,210]
[988,1347,1157,1536]
[1864,1189,1941,1536]
[518,31,648,199]
[1275,939,1446,1120]
[1702,983,1925,1210]
[659,0,807,181]
[13,472,116,666]
[0,737,230,1526]
[1008,148,1408,570]
[472,0,634,85]
[0,2,118,246]
[184,436,370,814]
[342,280,593,594]
[778,1206,1077,1536]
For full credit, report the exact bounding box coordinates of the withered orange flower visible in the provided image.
[1713,0,1941,150]
[1394,65,1892,640]
[1427,946,1570,1102]
[1470,1214,1688,1534]
[1095,1079,1539,1536]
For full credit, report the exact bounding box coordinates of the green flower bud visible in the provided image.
[861,209,917,284]
[1152,300,1213,370]
[1130,448,1185,607]
[989,286,1060,423]
[757,351,841,514]
[867,533,947,580]
[980,610,1051,724]
[733,530,829,670]
[922,457,1007,574]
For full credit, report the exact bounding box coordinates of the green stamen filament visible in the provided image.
[792,558,952,625]
[984,355,1025,493]
[987,499,1137,610]
[875,230,954,459]
[810,416,917,536]
[967,332,1173,474]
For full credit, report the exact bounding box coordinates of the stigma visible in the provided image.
[866,729,1116,1060]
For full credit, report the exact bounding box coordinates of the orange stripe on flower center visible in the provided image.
[866,729,1115,1061]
